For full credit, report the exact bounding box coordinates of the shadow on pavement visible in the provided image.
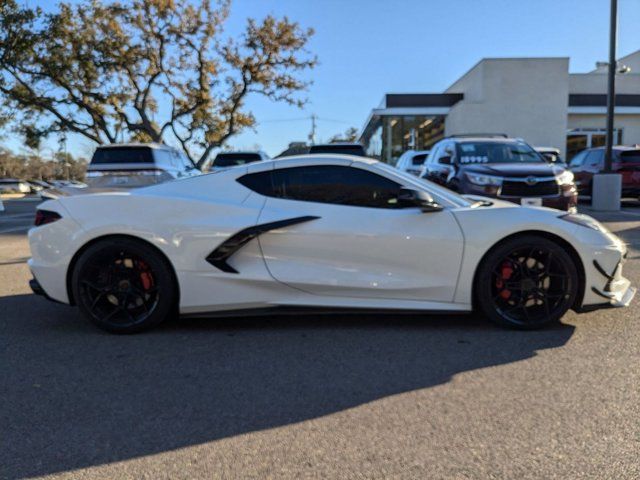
[0,293,575,478]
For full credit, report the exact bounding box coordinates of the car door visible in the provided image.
[582,150,604,194]
[244,160,464,302]
[426,143,455,185]
[568,150,590,194]
[423,145,442,183]
[612,150,640,192]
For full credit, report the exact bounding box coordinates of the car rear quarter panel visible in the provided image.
[53,173,296,311]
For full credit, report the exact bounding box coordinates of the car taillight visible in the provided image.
[34,209,62,226]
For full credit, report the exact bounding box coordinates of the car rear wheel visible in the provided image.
[475,235,578,329]
[72,238,177,333]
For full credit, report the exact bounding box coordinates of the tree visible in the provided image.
[328,127,359,143]
[0,0,316,168]
[0,148,87,181]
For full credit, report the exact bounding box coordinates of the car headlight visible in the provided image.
[560,213,609,233]
[555,170,574,185]
[465,173,502,186]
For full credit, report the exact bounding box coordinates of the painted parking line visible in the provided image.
[618,209,640,218]
[0,213,34,220]
[0,226,30,234]
[0,196,42,202]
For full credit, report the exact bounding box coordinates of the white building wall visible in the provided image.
[444,58,570,156]
[569,60,640,145]
[570,72,640,94]
[590,50,640,74]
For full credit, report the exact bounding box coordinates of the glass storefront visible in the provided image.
[376,115,445,164]
[566,128,622,160]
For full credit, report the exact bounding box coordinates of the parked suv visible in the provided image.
[395,150,430,176]
[567,146,640,198]
[86,143,200,189]
[421,135,577,211]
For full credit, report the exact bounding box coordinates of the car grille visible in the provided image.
[501,179,559,197]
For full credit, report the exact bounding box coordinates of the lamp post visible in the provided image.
[592,0,622,211]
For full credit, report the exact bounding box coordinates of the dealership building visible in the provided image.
[359,50,640,163]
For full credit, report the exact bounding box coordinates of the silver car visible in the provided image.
[85,143,200,189]
[395,150,431,176]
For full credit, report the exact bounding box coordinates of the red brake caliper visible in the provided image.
[496,261,514,300]
[137,261,154,291]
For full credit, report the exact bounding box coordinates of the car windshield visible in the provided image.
[411,153,429,165]
[91,147,154,164]
[456,141,544,164]
[309,144,366,156]
[213,153,262,167]
[619,150,640,164]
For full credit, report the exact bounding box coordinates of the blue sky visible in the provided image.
[9,0,640,158]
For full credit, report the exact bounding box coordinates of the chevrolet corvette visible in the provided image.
[28,155,635,333]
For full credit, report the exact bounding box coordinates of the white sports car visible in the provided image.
[28,154,635,333]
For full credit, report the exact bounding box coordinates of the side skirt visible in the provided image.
[181,305,471,319]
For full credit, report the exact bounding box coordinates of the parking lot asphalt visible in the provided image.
[1,199,639,479]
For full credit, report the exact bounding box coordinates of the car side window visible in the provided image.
[412,153,428,165]
[154,149,175,168]
[585,150,604,167]
[173,151,192,171]
[427,145,440,164]
[436,143,453,164]
[568,150,588,168]
[238,165,405,209]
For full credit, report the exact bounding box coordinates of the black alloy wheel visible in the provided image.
[476,235,579,329]
[72,238,176,333]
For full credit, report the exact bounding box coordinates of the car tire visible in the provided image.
[72,237,177,333]
[475,235,579,329]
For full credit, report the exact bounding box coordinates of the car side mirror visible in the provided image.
[440,155,453,165]
[397,188,443,212]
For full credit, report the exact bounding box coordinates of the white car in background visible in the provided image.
[85,143,200,189]
[0,179,32,194]
[535,146,565,165]
[28,154,634,333]
[395,150,431,176]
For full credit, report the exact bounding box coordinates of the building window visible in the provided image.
[381,115,445,165]
[566,128,622,160]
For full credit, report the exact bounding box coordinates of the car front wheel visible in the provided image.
[71,237,177,333]
[475,235,579,329]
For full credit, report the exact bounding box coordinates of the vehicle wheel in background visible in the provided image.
[475,235,579,329]
[71,237,177,333]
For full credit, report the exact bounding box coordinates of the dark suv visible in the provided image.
[421,135,577,211]
[567,146,640,198]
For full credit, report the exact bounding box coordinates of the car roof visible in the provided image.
[215,151,266,155]
[269,153,379,166]
[588,145,640,151]
[310,142,362,147]
[451,137,521,144]
[95,142,173,150]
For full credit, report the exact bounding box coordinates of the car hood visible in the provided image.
[461,162,562,178]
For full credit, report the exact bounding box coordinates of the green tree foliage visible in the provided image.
[0,0,316,167]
